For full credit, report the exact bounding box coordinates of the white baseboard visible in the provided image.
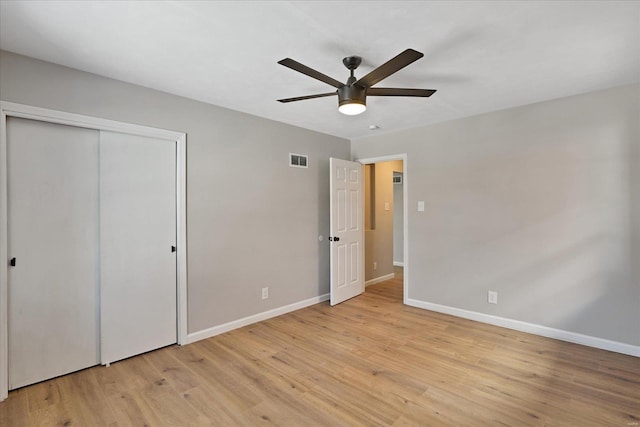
[187,293,329,344]
[393,261,404,267]
[365,273,395,287]
[405,298,640,358]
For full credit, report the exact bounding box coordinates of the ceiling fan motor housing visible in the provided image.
[338,84,366,108]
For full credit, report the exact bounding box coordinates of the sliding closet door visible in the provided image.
[99,132,177,364]
[7,118,99,389]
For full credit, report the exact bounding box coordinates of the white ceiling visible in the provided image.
[1,1,638,139]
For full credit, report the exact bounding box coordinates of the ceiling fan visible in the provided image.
[277,48,436,115]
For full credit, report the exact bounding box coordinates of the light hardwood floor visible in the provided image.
[1,270,639,426]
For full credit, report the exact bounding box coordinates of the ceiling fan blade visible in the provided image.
[356,49,424,88]
[367,88,436,97]
[278,58,344,89]
[277,92,337,103]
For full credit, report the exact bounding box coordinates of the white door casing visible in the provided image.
[99,131,177,364]
[7,118,100,389]
[329,157,364,305]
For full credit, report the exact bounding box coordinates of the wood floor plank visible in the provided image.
[57,369,118,426]
[24,380,62,414]
[1,269,638,426]
[170,342,264,411]
[92,362,167,426]
[0,389,28,427]
[144,347,201,395]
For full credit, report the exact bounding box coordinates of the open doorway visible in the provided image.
[357,154,407,303]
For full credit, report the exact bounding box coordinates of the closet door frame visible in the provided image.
[0,101,188,401]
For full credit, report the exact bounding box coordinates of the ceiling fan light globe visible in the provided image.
[338,102,367,115]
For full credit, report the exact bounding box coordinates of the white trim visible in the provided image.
[176,134,188,346]
[365,273,396,287]
[0,102,185,141]
[406,298,640,357]
[186,293,330,344]
[393,261,404,267]
[0,107,8,401]
[355,154,408,304]
[0,102,189,401]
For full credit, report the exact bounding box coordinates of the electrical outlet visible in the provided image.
[488,291,498,304]
[373,261,377,270]
[262,287,269,300]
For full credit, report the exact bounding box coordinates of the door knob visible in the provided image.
[9,257,16,267]
[329,237,340,242]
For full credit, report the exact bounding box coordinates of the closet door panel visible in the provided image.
[100,132,177,364]
[7,118,100,389]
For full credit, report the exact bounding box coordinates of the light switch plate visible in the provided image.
[488,291,498,304]
[418,201,425,212]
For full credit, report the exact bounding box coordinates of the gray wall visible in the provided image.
[393,172,404,265]
[352,84,640,346]
[0,50,350,334]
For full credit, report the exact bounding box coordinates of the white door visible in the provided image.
[329,158,364,305]
[7,118,100,389]
[99,131,177,364]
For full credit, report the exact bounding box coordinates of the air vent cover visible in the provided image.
[289,153,308,168]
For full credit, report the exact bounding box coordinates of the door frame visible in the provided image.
[355,154,408,304]
[0,101,188,401]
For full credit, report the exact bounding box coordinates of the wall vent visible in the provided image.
[289,153,308,168]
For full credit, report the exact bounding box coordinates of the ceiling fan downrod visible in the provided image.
[343,56,362,86]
